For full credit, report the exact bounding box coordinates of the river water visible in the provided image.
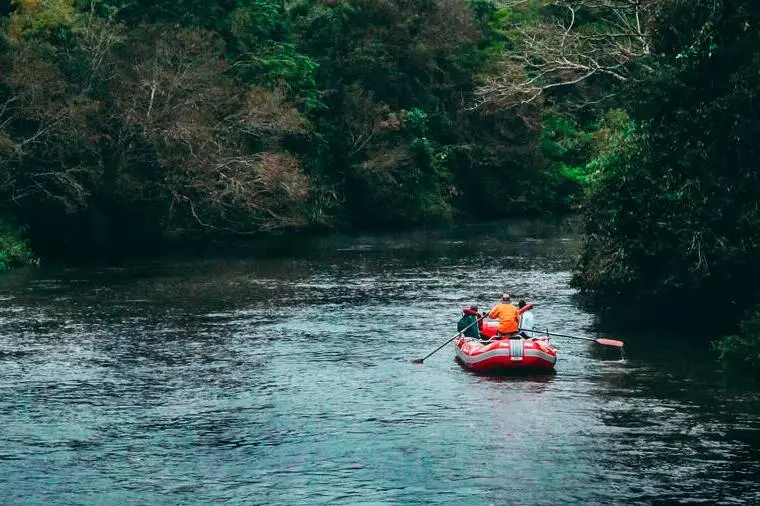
[1,220,759,505]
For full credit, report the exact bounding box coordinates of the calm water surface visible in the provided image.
[1,220,759,505]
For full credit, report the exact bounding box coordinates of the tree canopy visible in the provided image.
[0,0,587,259]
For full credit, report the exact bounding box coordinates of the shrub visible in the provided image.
[0,221,36,270]
[713,311,760,375]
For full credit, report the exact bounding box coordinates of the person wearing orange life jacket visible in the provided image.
[488,293,520,339]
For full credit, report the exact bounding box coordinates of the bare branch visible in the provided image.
[474,0,661,108]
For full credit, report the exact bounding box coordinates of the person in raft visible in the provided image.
[488,293,520,339]
[457,305,482,339]
[518,300,536,338]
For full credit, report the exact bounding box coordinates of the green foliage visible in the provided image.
[0,0,592,260]
[541,114,593,207]
[581,109,635,182]
[230,0,290,46]
[402,108,429,137]
[234,42,320,101]
[295,0,577,227]
[713,310,760,375]
[467,0,512,55]
[229,0,321,103]
[7,0,77,40]
[540,109,633,210]
[573,0,760,327]
[83,0,239,32]
[0,221,36,270]
[0,13,315,257]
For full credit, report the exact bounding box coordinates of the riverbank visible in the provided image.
[14,214,582,267]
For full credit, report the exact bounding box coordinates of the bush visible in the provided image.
[0,222,36,270]
[713,311,760,375]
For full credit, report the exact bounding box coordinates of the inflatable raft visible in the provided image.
[453,303,556,372]
[454,336,557,372]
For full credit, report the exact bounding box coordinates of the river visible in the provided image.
[1,219,759,505]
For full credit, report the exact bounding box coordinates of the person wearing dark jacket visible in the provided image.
[457,305,482,339]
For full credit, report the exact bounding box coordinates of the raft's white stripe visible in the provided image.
[456,347,557,365]
[511,339,524,359]
[525,349,557,363]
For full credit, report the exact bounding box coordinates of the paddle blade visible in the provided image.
[411,358,425,364]
[596,338,624,348]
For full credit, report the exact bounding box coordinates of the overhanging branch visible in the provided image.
[474,0,660,109]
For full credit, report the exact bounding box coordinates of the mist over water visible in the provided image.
[1,220,758,505]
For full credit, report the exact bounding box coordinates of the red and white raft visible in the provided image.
[454,336,557,372]
[454,303,557,372]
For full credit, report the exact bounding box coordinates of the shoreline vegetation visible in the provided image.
[2,1,759,373]
[0,219,35,270]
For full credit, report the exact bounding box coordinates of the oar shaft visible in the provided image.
[519,328,596,342]
[417,317,480,362]
[520,328,624,347]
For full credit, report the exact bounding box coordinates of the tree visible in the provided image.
[5,0,78,40]
[0,12,313,255]
[573,0,760,328]
[112,24,312,233]
[473,0,659,108]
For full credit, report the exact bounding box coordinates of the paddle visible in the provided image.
[524,329,624,348]
[411,316,481,364]
[412,303,533,364]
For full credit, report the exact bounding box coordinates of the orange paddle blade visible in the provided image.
[596,338,624,347]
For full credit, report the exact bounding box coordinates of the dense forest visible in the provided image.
[0,0,592,262]
[2,0,759,370]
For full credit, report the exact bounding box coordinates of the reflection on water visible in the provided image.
[0,219,759,505]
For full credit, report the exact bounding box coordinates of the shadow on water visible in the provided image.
[469,371,558,396]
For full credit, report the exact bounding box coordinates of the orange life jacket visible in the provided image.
[488,303,519,334]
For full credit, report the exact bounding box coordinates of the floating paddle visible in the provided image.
[524,329,624,348]
[412,303,533,364]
